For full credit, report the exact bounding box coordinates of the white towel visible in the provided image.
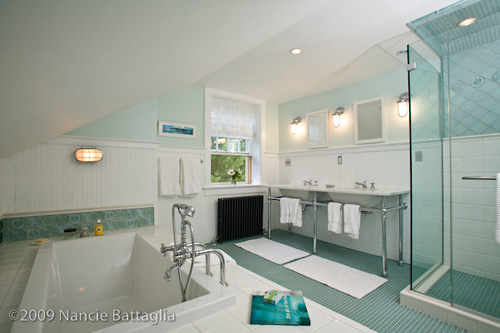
[327,202,343,234]
[180,158,202,196]
[158,157,180,196]
[496,173,500,244]
[280,197,302,227]
[344,204,361,239]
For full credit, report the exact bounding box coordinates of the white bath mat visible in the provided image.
[235,238,310,265]
[284,255,387,299]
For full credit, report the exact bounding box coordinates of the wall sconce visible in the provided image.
[75,147,103,163]
[332,107,344,128]
[290,117,301,135]
[397,92,409,117]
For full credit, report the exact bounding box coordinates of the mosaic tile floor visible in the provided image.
[428,270,500,321]
[208,230,467,333]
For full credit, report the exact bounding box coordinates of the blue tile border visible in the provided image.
[0,207,154,242]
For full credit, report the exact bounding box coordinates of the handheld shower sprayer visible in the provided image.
[174,203,195,218]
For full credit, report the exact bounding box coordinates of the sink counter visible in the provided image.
[266,184,409,197]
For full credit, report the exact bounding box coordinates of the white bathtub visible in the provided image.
[12,230,235,332]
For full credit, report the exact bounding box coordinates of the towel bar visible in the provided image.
[462,176,496,180]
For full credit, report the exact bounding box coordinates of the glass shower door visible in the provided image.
[409,40,450,299]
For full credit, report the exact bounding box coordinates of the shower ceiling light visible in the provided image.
[290,48,302,55]
[457,17,476,27]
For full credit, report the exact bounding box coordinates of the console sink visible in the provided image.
[325,189,381,208]
[278,186,315,201]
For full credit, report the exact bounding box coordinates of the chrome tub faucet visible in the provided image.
[160,203,228,302]
[355,181,368,189]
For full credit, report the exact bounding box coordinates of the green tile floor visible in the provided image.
[428,271,500,321]
[208,230,466,332]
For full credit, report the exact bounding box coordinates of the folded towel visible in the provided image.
[158,157,180,196]
[496,173,500,244]
[327,202,343,234]
[280,197,302,227]
[180,158,202,196]
[344,204,361,239]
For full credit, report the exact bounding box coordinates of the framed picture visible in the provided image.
[158,121,196,139]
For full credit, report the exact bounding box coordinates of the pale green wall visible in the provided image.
[66,85,284,152]
[278,70,409,152]
[67,98,158,142]
[157,86,204,148]
[66,86,205,148]
[266,102,279,153]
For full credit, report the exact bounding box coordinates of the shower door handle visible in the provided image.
[462,176,497,180]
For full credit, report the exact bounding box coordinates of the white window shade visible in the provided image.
[211,97,256,139]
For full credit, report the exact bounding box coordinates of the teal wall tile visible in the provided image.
[0,207,154,242]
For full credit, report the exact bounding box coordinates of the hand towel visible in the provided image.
[496,173,500,244]
[180,158,202,196]
[158,157,180,196]
[344,204,361,239]
[280,197,302,227]
[327,202,343,234]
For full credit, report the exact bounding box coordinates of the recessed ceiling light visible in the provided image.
[290,48,302,55]
[457,17,476,27]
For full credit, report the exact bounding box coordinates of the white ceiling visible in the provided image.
[0,0,457,158]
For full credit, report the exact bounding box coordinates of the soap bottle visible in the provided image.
[95,219,103,236]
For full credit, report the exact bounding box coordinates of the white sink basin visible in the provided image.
[325,189,381,208]
[278,187,315,201]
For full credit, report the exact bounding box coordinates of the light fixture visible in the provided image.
[75,147,103,163]
[217,137,227,145]
[290,117,301,135]
[457,17,476,27]
[332,107,344,128]
[397,92,409,117]
[290,48,302,55]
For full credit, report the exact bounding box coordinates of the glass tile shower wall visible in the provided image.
[409,0,500,321]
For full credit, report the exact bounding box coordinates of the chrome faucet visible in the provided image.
[160,204,228,302]
[355,181,368,189]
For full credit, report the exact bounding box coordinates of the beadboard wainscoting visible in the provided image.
[274,142,412,264]
[155,148,279,243]
[1,136,157,214]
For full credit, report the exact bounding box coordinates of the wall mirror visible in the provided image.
[306,109,328,149]
[353,96,385,144]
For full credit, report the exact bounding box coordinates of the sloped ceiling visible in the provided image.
[0,0,457,158]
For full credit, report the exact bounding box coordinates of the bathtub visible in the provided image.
[12,230,235,332]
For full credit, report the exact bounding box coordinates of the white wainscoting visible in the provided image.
[1,136,158,214]
[156,148,279,243]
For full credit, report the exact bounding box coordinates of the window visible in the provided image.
[205,89,264,186]
[210,136,251,183]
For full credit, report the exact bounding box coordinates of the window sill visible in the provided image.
[203,184,267,196]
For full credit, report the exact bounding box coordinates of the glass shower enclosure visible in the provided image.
[408,0,500,322]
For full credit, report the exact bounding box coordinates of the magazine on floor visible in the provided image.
[250,290,311,326]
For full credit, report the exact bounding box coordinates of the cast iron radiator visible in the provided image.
[217,195,263,242]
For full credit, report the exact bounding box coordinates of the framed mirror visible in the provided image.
[353,96,385,144]
[306,109,328,149]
